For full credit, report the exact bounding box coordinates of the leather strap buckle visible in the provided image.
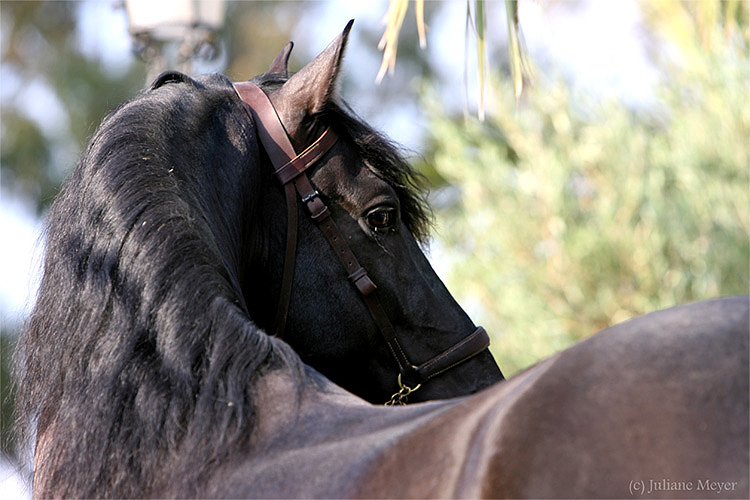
[309,204,329,222]
[348,267,377,296]
[301,190,319,204]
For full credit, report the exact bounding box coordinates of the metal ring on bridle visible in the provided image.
[385,373,422,406]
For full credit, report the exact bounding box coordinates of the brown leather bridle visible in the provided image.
[234,81,490,404]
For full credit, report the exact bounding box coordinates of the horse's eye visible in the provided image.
[366,207,397,232]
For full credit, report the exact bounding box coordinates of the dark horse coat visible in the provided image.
[14,22,749,499]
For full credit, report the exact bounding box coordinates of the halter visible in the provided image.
[234,81,490,404]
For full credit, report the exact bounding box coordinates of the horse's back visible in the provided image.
[482,296,749,498]
[188,297,749,499]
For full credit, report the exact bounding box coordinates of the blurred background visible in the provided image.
[1,1,748,495]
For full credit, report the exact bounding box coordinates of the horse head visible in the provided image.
[235,21,503,403]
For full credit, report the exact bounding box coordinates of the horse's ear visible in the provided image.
[272,20,353,135]
[268,42,293,77]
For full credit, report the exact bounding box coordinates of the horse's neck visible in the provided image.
[197,365,514,498]
[207,354,561,499]
[199,368,447,496]
[250,369,365,438]
[248,369,419,443]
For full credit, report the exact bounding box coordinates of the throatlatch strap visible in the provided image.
[234,82,303,338]
[276,182,297,336]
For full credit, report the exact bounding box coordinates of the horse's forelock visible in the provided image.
[331,103,433,244]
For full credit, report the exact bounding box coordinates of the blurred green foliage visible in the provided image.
[421,16,749,375]
[1,1,147,211]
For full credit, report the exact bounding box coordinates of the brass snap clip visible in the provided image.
[385,373,422,406]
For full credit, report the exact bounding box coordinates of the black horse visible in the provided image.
[14,22,748,499]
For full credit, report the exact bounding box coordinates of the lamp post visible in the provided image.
[124,0,227,82]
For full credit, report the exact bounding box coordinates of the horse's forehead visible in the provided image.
[312,150,395,210]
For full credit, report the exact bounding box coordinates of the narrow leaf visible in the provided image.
[463,1,472,119]
[476,0,486,120]
[505,0,523,99]
[377,0,410,83]
[416,0,427,49]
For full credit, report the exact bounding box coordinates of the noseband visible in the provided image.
[234,82,490,404]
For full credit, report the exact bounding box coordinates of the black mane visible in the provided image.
[13,72,431,497]
[13,74,297,497]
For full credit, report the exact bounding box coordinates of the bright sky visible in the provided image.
[0,455,30,500]
[0,190,42,326]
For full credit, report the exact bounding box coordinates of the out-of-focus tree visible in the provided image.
[377,0,524,119]
[0,1,313,215]
[1,2,146,211]
[420,0,749,374]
